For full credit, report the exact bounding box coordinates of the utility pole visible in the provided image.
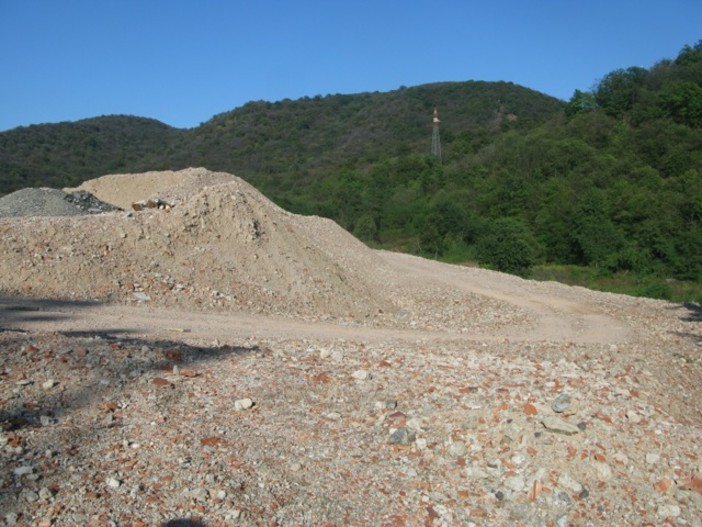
[431,107,442,164]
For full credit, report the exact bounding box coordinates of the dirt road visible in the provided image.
[1,250,632,347]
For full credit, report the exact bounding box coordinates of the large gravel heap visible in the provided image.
[0,168,403,323]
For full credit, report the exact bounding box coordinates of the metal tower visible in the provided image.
[431,107,442,164]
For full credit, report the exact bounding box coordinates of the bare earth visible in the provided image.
[1,169,701,526]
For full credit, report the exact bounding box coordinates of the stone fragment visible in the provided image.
[646,452,660,465]
[193,488,209,502]
[541,416,580,435]
[42,379,57,390]
[351,369,370,381]
[106,477,121,488]
[551,393,572,413]
[40,415,57,427]
[13,465,34,476]
[657,504,681,518]
[388,427,416,445]
[406,417,422,432]
[592,460,613,481]
[325,411,342,421]
[504,475,526,492]
[557,473,583,494]
[22,490,39,502]
[234,398,254,411]
[39,487,54,501]
[447,441,466,458]
[132,292,150,302]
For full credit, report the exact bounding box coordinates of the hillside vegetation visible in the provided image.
[1,42,701,299]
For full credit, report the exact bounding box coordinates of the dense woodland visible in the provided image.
[1,42,701,300]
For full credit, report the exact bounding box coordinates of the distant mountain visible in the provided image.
[0,115,183,192]
[0,81,564,195]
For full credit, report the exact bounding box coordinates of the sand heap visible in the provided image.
[0,168,396,322]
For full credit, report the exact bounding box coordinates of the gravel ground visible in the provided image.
[0,169,701,526]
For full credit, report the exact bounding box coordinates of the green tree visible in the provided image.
[572,190,625,267]
[566,89,598,117]
[475,217,540,277]
[660,80,702,127]
[595,67,648,119]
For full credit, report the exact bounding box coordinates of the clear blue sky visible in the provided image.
[1,0,700,131]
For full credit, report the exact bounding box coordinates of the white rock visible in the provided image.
[646,452,660,465]
[511,453,526,465]
[592,460,613,481]
[447,441,466,458]
[13,466,34,477]
[657,504,681,518]
[39,487,53,501]
[325,411,342,421]
[541,416,580,435]
[504,475,526,492]
[42,379,56,390]
[351,369,370,381]
[234,398,254,411]
[106,477,121,488]
[406,417,422,432]
[557,473,583,494]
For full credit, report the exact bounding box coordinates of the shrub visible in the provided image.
[475,218,540,277]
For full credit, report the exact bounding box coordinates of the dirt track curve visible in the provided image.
[1,251,631,347]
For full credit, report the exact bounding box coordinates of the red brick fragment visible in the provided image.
[99,402,119,412]
[528,479,543,501]
[152,377,171,387]
[654,478,674,494]
[679,478,702,494]
[200,436,227,447]
[523,403,538,415]
[312,372,333,384]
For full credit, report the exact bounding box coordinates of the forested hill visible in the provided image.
[0,115,183,191]
[1,41,702,294]
[0,80,562,194]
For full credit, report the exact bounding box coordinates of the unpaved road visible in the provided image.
[1,251,632,347]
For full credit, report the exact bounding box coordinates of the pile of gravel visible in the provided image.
[0,188,121,218]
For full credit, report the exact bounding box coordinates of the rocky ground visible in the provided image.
[1,169,701,526]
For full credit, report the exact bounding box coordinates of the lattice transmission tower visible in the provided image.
[431,107,442,164]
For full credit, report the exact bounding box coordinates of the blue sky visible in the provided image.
[1,0,700,131]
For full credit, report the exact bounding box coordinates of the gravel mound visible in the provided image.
[0,168,402,323]
[0,188,120,218]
